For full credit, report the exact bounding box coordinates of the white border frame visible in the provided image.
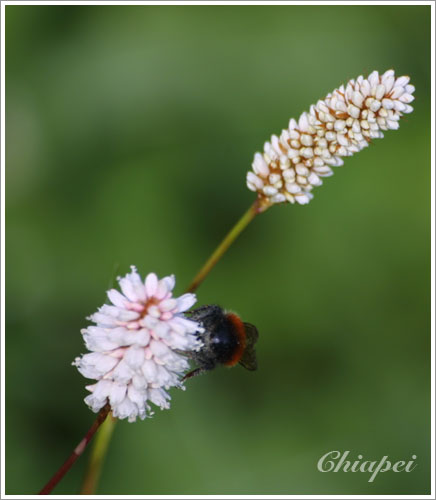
[1,1,434,499]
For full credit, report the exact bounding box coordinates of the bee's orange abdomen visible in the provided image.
[224,313,246,367]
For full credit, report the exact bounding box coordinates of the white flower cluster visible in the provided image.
[246,69,415,206]
[73,267,202,422]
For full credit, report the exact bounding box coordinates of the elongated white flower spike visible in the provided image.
[73,267,203,422]
[247,69,415,207]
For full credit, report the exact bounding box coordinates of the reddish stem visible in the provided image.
[39,404,111,495]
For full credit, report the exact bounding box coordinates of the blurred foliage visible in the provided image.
[5,4,431,495]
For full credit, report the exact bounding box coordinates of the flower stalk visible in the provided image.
[185,198,265,293]
[80,411,117,494]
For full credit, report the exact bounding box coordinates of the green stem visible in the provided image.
[80,412,117,494]
[185,199,264,293]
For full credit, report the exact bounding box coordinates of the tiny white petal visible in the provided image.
[395,75,410,87]
[287,148,299,159]
[132,374,147,390]
[368,70,379,87]
[252,153,269,176]
[160,298,177,312]
[295,193,312,205]
[148,388,170,409]
[325,131,336,142]
[393,101,406,112]
[269,173,281,184]
[84,392,107,413]
[387,120,400,130]
[124,346,145,370]
[334,99,347,113]
[399,93,414,104]
[150,339,170,358]
[264,141,278,160]
[369,100,381,112]
[89,312,118,327]
[82,327,119,352]
[112,359,135,384]
[308,173,322,186]
[314,165,334,177]
[147,305,161,318]
[295,164,309,176]
[88,379,112,401]
[279,155,290,168]
[301,147,314,159]
[113,396,137,421]
[128,385,146,407]
[352,91,364,108]
[153,321,171,339]
[285,182,301,194]
[360,79,371,97]
[144,273,158,297]
[381,98,394,110]
[298,113,309,132]
[247,171,264,190]
[288,118,298,130]
[141,359,158,383]
[99,304,139,322]
[382,69,395,80]
[300,134,313,146]
[334,120,346,132]
[177,293,197,312]
[109,383,127,406]
[155,279,169,300]
[75,352,119,379]
[161,275,176,292]
[271,193,286,203]
[134,329,151,346]
[271,135,283,155]
[247,181,257,192]
[348,105,360,118]
[390,86,405,99]
[119,268,146,302]
[382,76,395,94]
[282,168,295,181]
[336,146,348,157]
[263,186,278,196]
[107,289,128,308]
[337,134,349,147]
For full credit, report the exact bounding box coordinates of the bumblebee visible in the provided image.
[182,304,258,380]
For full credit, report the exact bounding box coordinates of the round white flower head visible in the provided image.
[73,267,203,422]
[246,69,415,208]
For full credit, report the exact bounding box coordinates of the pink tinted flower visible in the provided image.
[73,267,202,422]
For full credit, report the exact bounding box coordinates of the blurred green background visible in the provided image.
[5,4,431,495]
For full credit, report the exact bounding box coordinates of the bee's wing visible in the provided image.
[238,322,259,371]
[244,322,259,346]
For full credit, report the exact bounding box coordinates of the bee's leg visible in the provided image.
[181,367,206,381]
[173,349,196,360]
